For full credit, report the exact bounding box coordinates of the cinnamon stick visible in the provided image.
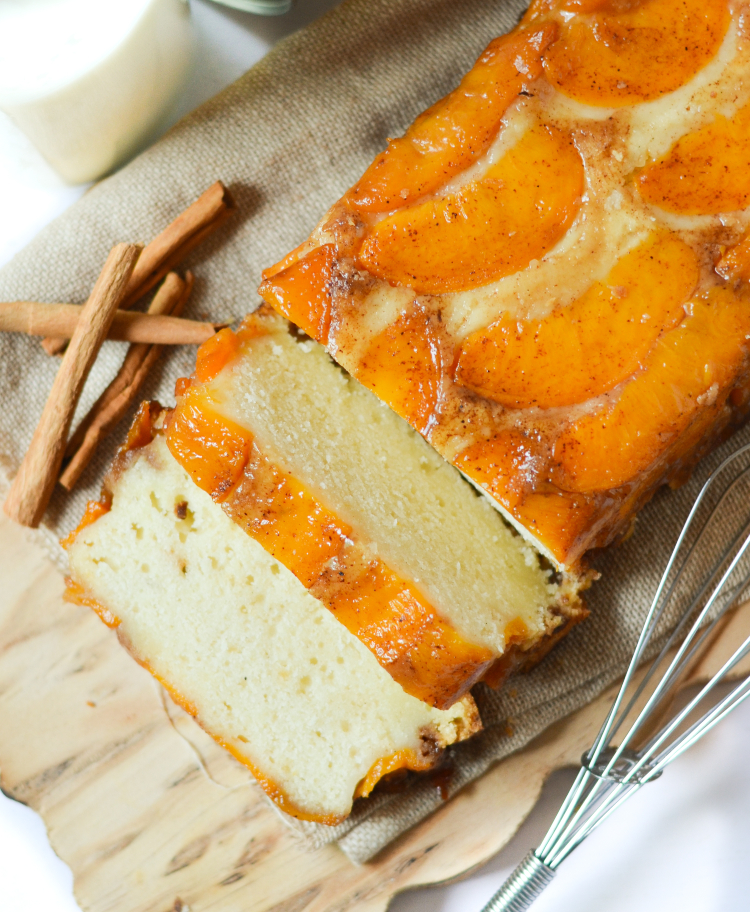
[1,301,223,344]
[63,272,186,462]
[120,182,232,308]
[4,243,142,528]
[42,181,233,354]
[60,271,193,491]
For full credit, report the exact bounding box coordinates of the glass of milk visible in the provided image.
[0,0,193,185]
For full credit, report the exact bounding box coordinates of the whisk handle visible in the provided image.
[480,850,556,912]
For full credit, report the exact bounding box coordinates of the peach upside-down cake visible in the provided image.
[63,310,586,820]
[260,0,750,569]
[64,0,750,825]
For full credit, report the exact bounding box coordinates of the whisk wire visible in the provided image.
[618,516,750,723]
[646,642,750,776]
[483,442,750,910]
[603,528,750,771]
[637,585,750,761]
[551,635,750,866]
[653,679,750,772]
[644,563,750,704]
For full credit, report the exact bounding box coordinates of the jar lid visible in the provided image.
[207,0,293,13]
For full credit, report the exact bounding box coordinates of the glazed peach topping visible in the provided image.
[260,0,750,567]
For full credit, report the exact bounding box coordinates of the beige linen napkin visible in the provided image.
[1,0,749,864]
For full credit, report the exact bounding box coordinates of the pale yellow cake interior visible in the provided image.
[66,433,479,822]
[206,319,574,657]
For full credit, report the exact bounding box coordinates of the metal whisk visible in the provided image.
[482,441,750,912]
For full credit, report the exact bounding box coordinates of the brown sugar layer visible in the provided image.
[64,417,481,824]
[164,308,587,710]
[259,0,750,568]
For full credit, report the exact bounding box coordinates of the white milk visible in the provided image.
[0,0,193,184]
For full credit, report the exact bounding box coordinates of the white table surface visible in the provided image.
[1,3,749,910]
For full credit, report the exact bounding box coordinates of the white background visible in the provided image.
[1,2,749,910]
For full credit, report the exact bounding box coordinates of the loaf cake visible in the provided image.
[63,414,481,824]
[259,0,750,569]
[162,307,586,709]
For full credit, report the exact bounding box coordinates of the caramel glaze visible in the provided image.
[62,401,465,824]
[162,311,556,710]
[259,0,750,568]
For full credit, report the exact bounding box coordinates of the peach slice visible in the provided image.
[453,428,543,512]
[357,309,442,434]
[258,244,334,342]
[357,123,583,295]
[527,0,729,107]
[552,287,750,492]
[221,445,351,589]
[318,557,494,709]
[637,101,750,214]
[60,499,111,552]
[194,327,241,385]
[347,24,558,213]
[717,229,750,283]
[166,394,254,502]
[167,385,350,592]
[513,489,600,566]
[454,431,600,564]
[455,231,699,408]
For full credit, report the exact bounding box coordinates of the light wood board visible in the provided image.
[1,511,748,912]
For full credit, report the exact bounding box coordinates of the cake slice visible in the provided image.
[258,0,750,569]
[64,414,480,824]
[161,307,586,710]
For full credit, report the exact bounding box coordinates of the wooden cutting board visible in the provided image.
[1,510,748,912]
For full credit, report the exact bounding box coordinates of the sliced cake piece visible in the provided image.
[163,307,586,711]
[258,0,750,569]
[64,415,480,824]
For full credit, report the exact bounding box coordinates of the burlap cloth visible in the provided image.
[1,0,749,865]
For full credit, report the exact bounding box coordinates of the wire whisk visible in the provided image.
[482,441,750,912]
